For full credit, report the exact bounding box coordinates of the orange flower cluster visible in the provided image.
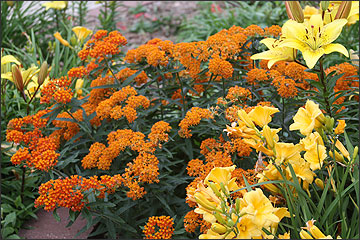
[6,110,61,171]
[96,86,150,123]
[208,56,234,79]
[183,210,211,233]
[178,107,215,138]
[115,68,148,86]
[82,122,170,200]
[40,76,73,104]
[67,66,88,78]
[143,216,174,239]
[272,76,298,98]
[78,30,127,61]
[34,174,123,211]
[225,86,251,103]
[148,121,172,147]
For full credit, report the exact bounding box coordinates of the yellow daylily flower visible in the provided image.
[1,55,20,67]
[301,133,327,170]
[289,100,325,136]
[334,119,346,134]
[301,219,333,239]
[2,65,39,86]
[42,1,67,10]
[303,5,320,20]
[251,38,297,69]
[261,125,281,149]
[54,32,71,48]
[204,165,239,192]
[235,214,263,239]
[278,232,291,239]
[335,139,350,160]
[274,142,302,165]
[286,159,315,191]
[240,188,279,228]
[280,14,349,69]
[72,26,93,42]
[248,105,280,128]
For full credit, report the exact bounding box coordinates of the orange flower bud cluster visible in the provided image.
[40,76,73,104]
[143,216,174,239]
[178,107,215,138]
[96,86,150,123]
[67,66,88,78]
[225,86,251,103]
[34,174,123,211]
[115,68,148,86]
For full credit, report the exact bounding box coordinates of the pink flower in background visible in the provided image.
[134,12,145,19]
[211,3,222,13]
[116,22,127,31]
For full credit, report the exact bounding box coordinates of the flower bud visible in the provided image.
[194,193,217,211]
[320,1,330,12]
[335,1,352,20]
[235,198,241,213]
[329,150,345,163]
[211,223,227,234]
[300,230,313,239]
[309,225,327,239]
[6,1,14,7]
[285,1,304,22]
[54,32,71,47]
[12,65,24,93]
[227,219,235,227]
[334,119,346,135]
[213,212,227,225]
[263,125,275,149]
[70,35,78,46]
[237,110,255,129]
[314,178,324,190]
[209,182,222,198]
[351,146,358,163]
[37,61,48,86]
[325,116,334,132]
[219,182,229,197]
[335,140,350,160]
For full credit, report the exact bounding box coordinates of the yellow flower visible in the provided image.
[301,132,327,170]
[204,165,239,192]
[199,228,228,239]
[334,119,346,134]
[54,32,71,48]
[26,77,50,98]
[278,232,291,239]
[274,142,302,165]
[271,208,290,234]
[301,219,333,239]
[240,188,279,228]
[256,162,282,194]
[261,125,281,149]
[323,1,359,25]
[303,5,320,20]
[289,100,325,136]
[248,106,280,128]
[72,26,93,42]
[335,139,350,160]
[75,78,84,96]
[286,159,315,192]
[250,38,297,69]
[280,14,348,69]
[235,215,263,239]
[42,1,67,10]
[2,64,39,87]
[1,55,20,68]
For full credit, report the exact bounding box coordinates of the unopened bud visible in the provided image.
[320,1,330,12]
[37,61,48,85]
[329,150,345,163]
[315,178,324,190]
[325,117,334,132]
[237,110,255,129]
[211,223,227,234]
[227,219,235,227]
[335,1,352,20]
[351,146,358,163]
[70,35,77,46]
[213,212,227,225]
[285,1,304,22]
[194,193,217,211]
[263,125,275,149]
[209,182,222,198]
[235,198,241,213]
[12,65,24,93]
[220,182,229,197]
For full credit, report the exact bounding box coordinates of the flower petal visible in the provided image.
[321,19,348,45]
[323,43,349,57]
[302,47,325,69]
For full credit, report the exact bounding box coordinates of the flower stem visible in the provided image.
[319,58,332,117]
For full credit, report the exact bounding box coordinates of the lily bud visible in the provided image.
[263,125,275,149]
[300,230,313,239]
[329,150,345,163]
[314,178,324,190]
[219,182,229,197]
[213,212,227,225]
[334,119,346,135]
[211,223,227,234]
[335,1,352,20]
[12,65,24,93]
[309,225,327,239]
[320,1,330,12]
[235,198,241,213]
[335,140,350,160]
[351,146,358,163]
[285,1,304,22]
[194,193,217,211]
[37,61,48,86]
[237,110,255,129]
[54,32,71,48]
[209,182,222,198]
[325,116,334,132]
[70,35,78,46]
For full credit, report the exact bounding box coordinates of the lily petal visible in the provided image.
[323,43,349,57]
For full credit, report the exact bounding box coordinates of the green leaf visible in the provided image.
[53,208,61,222]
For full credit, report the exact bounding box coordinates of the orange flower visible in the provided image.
[272,76,298,98]
[148,121,172,147]
[178,107,214,138]
[208,57,233,79]
[143,216,174,239]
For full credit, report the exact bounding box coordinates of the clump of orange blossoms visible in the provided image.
[178,107,215,138]
[143,216,174,239]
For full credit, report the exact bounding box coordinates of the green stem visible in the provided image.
[319,58,332,117]
[104,57,119,85]
[222,77,226,98]
[176,72,187,117]
[64,109,96,142]
[156,78,164,120]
